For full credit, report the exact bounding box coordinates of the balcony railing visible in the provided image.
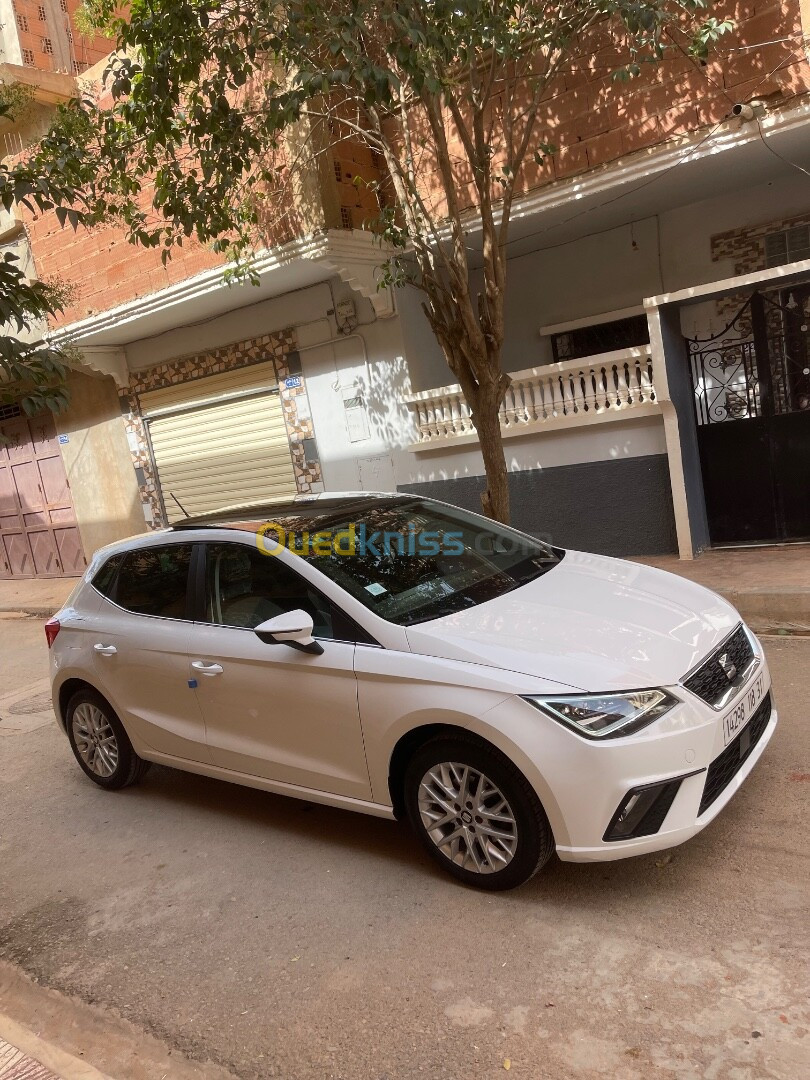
[402,345,659,447]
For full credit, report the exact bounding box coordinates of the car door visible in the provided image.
[90,541,211,762]
[190,541,371,800]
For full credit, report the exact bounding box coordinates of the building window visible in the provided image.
[17,13,29,32]
[0,403,23,422]
[764,225,810,268]
[66,27,73,43]
[72,59,88,74]
[22,49,35,65]
[41,37,53,54]
[60,0,68,10]
[38,4,47,20]
[550,314,650,362]
[340,206,353,229]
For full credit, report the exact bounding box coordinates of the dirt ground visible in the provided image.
[1,614,808,1079]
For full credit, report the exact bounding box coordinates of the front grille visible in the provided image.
[699,692,771,815]
[683,625,754,707]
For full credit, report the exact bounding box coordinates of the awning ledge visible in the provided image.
[47,230,397,350]
[70,345,129,387]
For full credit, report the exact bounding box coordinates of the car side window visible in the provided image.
[204,543,334,638]
[114,545,193,619]
[92,553,125,599]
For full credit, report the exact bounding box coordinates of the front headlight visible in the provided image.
[523,689,679,740]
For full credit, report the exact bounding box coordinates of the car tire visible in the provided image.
[404,734,555,891]
[66,687,151,791]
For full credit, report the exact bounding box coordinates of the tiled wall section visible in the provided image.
[119,329,323,528]
[712,212,810,275]
[710,211,810,331]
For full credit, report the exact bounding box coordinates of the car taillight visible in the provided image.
[44,618,61,648]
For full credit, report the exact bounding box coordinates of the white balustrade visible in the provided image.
[402,346,658,445]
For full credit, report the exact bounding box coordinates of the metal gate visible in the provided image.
[139,363,297,524]
[0,409,87,578]
[687,289,810,545]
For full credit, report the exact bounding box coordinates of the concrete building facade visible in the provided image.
[3,1,810,577]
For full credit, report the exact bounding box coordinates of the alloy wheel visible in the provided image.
[417,761,518,874]
[72,702,119,778]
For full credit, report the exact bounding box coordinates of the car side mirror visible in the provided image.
[254,610,324,655]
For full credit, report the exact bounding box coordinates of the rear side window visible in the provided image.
[115,544,193,619]
[92,553,125,599]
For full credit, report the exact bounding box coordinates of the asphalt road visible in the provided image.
[1,615,808,1080]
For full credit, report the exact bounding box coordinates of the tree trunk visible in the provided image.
[474,398,510,525]
[436,332,511,525]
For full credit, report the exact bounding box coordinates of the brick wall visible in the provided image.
[64,0,112,71]
[418,0,810,207]
[25,1,810,329]
[25,203,226,325]
[26,135,386,326]
[11,0,111,74]
[332,137,389,231]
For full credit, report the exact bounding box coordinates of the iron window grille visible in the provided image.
[550,314,649,362]
[764,225,810,269]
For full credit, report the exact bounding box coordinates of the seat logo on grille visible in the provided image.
[718,652,737,682]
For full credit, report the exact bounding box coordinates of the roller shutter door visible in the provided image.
[140,364,297,522]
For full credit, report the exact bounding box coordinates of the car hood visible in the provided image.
[404,551,741,691]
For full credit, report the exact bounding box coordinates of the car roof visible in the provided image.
[169,491,413,532]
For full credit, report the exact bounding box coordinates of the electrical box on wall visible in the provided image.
[342,385,370,443]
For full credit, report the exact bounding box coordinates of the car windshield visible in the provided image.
[258,497,562,626]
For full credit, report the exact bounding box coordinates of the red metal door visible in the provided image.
[0,412,86,578]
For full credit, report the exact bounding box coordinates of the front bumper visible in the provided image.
[557,699,777,862]
[472,636,775,863]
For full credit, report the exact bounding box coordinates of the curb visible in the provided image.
[713,586,810,636]
[0,608,60,618]
[0,1016,112,1080]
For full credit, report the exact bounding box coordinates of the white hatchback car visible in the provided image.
[49,493,776,890]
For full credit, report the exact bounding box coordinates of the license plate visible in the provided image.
[722,673,765,746]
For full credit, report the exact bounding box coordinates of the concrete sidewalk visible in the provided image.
[0,577,79,618]
[0,1020,110,1080]
[0,544,808,630]
[634,544,810,633]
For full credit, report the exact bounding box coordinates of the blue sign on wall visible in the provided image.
[284,375,302,390]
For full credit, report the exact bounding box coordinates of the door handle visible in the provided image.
[93,643,117,656]
[191,660,223,676]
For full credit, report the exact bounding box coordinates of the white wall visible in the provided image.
[126,278,351,370]
[395,414,666,487]
[296,287,416,495]
[0,0,23,65]
[398,171,810,391]
[0,235,45,344]
[662,173,810,340]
